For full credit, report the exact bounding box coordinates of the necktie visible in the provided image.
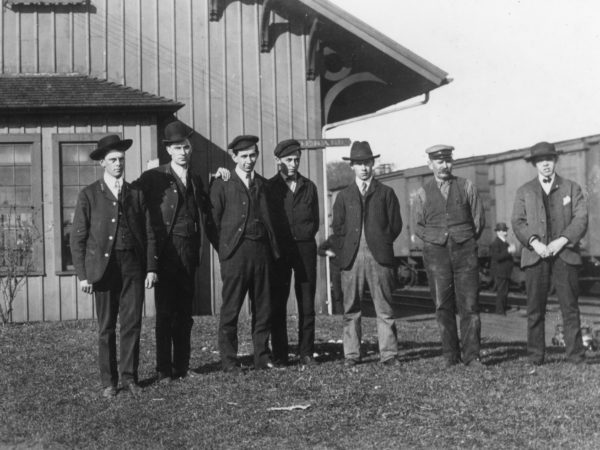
[361,181,367,196]
[246,172,254,189]
[542,177,551,184]
[115,180,121,196]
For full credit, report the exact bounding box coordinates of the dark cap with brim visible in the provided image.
[494,222,509,231]
[163,120,193,144]
[426,144,454,160]
[342,141,379,162]
[228,135,259,153]
[525,141,561,162]
[274,139,301,158]
[90,135,132,161]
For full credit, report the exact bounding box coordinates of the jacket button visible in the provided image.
[109,236,113,240]
[242,202,246,205]
[238,228,242,231]
[113,202,116,206]
[241,214,245,218]
[170,205,174,208]
[104,253,109,257]
[111,218,115,222]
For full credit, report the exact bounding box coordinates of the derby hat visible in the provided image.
[163,120,193,144]
[525,141,560,162]
[90,135,132,161]
[274,139,301,158]
[228,135,259,153]
[342,141,379,162]
[426,144,454,160]
[494,222,509,232]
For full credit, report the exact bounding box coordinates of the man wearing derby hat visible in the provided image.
[71,135,158,398]
[413,145,485,369]
[267,139,320,367]
[511,141,588,367]
[136,120,217,382]
[210,134,280,372]
[331,141,402,367]
[489,222,516,315]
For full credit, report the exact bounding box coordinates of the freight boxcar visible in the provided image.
[375,134,600,293]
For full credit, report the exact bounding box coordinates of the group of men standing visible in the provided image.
[71,119,589,398]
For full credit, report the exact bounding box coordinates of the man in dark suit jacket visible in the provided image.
[489,222,516,315]
[511,141,588,367]
[210,135,280,372]
[268,139,320,367]
[136,120,215,382]
[331,141,402,366]
[71,135,157,398]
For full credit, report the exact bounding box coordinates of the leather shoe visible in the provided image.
[344,358,359,367]
[380,357,401,367]
[466,359,485,370]
[223,364,242,374]
[300,356,317,367]
[102,386,117,398]
[124,383,142,397]
[157,373,172,385]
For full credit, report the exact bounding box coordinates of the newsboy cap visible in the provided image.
[163,120,193,144]
[494,222,509,232]
[426,144,454,160]
[342,141,380,162]
[274,139,301,158]
[524,141,560,162]
[90,135,132,161]
[228,135,259,153]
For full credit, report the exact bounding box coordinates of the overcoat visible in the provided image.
[331,178,402,270]
[489,237,513,279]
[511,175,588,268]
[70,179,157,284]
[209,170,280,261]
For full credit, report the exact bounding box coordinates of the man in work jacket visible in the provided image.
[331,141,402,367]
[210,135,280,373]
[413,145,485,368]
[511,141,588,367]
[268,139,320,367]
[136,120,215,382]
[71,135,157,398]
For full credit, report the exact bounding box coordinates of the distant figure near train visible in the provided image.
[511,142,588,367]
[489,222,516,315]
[414,145,485,369]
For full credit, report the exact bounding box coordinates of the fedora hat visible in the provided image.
[525,141,560,162]
[342,141,379,162]
[90,135,132,161]
[494,222,509,232]
[163,120,193,144]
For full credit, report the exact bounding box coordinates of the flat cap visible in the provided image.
[426,144,454,159]
[90,135,132,161]
[494,222,509,231]
[228,135,259,153]
[274,139,301,158]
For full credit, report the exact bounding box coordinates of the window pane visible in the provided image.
[0,145,13,164]
[62,166,80,186]
[15,187,31,205]
[13,145,31,164]
[14,166,30,186]
[77,144,96,163]
[0,166,14,185]
[61,144,80,165]
[61,186,81,208]
[79,165,98,185]
[0,187,15,206]
[61,207,75,270]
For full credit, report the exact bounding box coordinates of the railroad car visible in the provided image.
[375,134,600,294]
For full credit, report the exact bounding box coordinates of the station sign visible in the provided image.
[297,138,351,149]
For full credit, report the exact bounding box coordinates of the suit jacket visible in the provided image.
[511,174,588,268]
[70,179,157,284]
[267,172,319,251]
[489,237,513,278]
[135,164,216,266]
[332,178,402,270]
[209,170,280,261]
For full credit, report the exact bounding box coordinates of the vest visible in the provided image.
[114,193,134,250]
[422,177,475,245]
[541,188,557,244]
[243,182,267,240]
[171,176,200,238]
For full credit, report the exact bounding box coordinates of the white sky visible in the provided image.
[326,0,600,169]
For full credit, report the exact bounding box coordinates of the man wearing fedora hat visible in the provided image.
[71,135,158,398]
[331,141,402,367]
[413,145,485,368]
[489,222,516,315]
[267,139,320,367]
[210,134,280,372]
[136,120,216,382]
[511,141,588,367]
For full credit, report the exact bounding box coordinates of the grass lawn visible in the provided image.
[2,311,600,449]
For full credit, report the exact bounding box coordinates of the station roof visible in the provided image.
[0,74,183,115]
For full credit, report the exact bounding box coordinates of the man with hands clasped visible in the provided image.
[511,141,588,367]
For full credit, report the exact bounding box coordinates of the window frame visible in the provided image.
[0,134,44,276]
[52,133,115,275]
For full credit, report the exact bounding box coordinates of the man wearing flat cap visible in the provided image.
[331,141,402,367]
[413,144,485,368]
[136,120,216,382]
[71,135,158,398]
[511,141,588,367]
[210,134,280,372]
[268,139,320,367]
[489,222,516,315]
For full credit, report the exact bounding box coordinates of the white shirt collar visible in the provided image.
[236,166,254,186]
[103,172,123,198]
[538,173,555,194]
[170,161,188,179]
[355,176,373,190]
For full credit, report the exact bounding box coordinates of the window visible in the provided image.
[0,136,43,273]
[53,134,109,273]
